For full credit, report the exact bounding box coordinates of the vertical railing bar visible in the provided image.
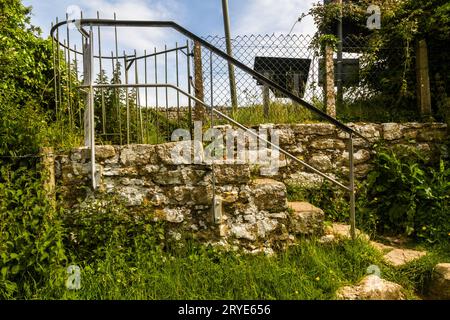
[111,51,118,143]
[176,42,180,127]
[186,39,192,137]
[124,51,130,145]
[134,49,144,143]
[164,44,169,140]
[114,13,122,145]
[154,47,159,144]
[63,39,72,129]
[144,49,149,144]
[65,14,73,130]
[74,44,82,132]
[80,12,85,134]
[133,50,138,142]
[56,18,62,128]
[51,22,59,124]
[349,133,356,240]
[97,11,106,136]
[88,29,96,190]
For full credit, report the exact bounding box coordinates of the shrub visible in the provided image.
[0,166,66,298]
[365,147,450,243]
[62,193,165,263]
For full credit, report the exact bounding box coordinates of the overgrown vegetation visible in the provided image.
[288,146,450,244]
[33,238,401,300]
[1,1,449,300]
[0,166,66,298]
[310,0,450,122]
[364,146,450,243]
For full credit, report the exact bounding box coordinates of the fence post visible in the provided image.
[263,72,271,118]
[415,39,432,120]
[40,147,56,209]
[324,45,336,118]
[193,41,206,121]
[82,30,96,189]
[336,0,344,111]
[221,0,238,115]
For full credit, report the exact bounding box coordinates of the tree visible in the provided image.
[0,0,54,108]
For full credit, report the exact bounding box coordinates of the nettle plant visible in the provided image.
[365,146,450,243]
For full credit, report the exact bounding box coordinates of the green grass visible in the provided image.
[26,236,450,300]
[215,102,318,127]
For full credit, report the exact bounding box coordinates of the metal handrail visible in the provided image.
[50,19,369,142]
[51,18,362,239]
[81,83,351,191]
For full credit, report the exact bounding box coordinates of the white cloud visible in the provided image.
[78,0,184,53]
[233,0,318,36]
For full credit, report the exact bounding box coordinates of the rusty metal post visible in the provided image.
[324,45,336,118]
[416,39,432,120]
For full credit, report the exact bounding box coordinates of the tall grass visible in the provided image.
[230,102,318,127]
[31,237,427,300]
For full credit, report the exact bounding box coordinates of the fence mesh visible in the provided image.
[202,33,322,109]
[199,33,407,119]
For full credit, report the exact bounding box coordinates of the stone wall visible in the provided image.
[55,143,303,253]
[257,122,448,187]
[55,122,447,251]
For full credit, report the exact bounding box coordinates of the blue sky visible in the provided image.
[21,0,320,107]
[23,0,318,40]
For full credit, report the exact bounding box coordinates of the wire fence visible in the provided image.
[200,33,407,113]
[50,16,424,147]
[202,33,322,108]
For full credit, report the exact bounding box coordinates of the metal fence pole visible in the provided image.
[221,0,238,114]
[336,0,344,110]
[186,40,193,136]
[124,51,130,144]
[97,11,106,136]
[82,29,96,189]
[349,133,356,240]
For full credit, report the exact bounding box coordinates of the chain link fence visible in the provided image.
[199,33,408,121]
[201,33,322,109]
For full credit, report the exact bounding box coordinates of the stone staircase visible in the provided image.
[56,143,328,252]
[213,177,326,252]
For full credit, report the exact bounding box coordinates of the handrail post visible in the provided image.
[83,29,96,190]
[349,133,356,240]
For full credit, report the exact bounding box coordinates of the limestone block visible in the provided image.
[428,263,450,300]
[288,202,324,235]
[336,275,406,300]
[252,179,288,212]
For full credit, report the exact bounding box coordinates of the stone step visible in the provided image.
[369,241,427,267]
[287,201,325,236]
[336,275,406,300]
[429,263,450,300]
[251,179,288,212]
[323,223,370,242]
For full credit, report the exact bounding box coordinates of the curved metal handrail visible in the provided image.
[80,82,351,191]
[51,18,362,239]
[50,18,369,142]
